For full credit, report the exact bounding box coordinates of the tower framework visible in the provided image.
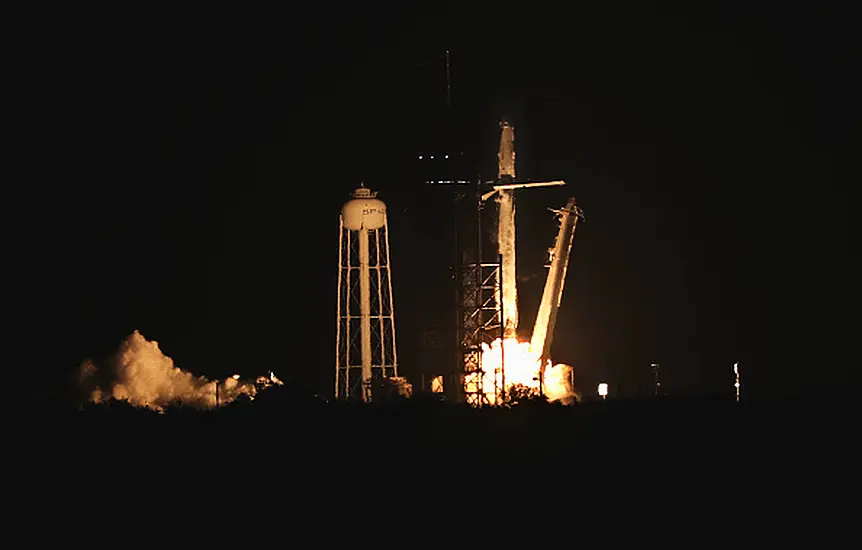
[452,121,570,406]
[335,185,399,402]
[453,179,502,406]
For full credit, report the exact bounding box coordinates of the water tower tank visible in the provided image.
[341,186,387,231]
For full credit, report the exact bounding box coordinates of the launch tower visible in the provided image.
[454,121,568,406]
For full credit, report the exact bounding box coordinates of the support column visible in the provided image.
[359,227,372,401]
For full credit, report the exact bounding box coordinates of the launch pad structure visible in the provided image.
[452,179,502,406]
[331,120,584,406]
[331,51,585,405]
[451,121,581,406]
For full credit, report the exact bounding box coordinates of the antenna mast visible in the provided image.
[445,49,451,108]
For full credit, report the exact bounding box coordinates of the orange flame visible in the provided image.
[465,337,577,405]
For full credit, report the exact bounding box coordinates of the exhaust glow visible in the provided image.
[466,336,577,405]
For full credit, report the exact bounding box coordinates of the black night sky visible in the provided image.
[15,4,851,403]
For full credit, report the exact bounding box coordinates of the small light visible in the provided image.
[598,382,608,397]
[430,155,434,159]
[444,154,449,159]
[418,155,423,159]
[232,374,240,380]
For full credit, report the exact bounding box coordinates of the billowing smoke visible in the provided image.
[543,362,580,405]
[471,337,580,405]
[78,330,281,412]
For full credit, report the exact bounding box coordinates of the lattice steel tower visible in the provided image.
[335,184,399,402]
[454,179,502,406]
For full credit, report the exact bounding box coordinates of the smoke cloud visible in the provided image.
[78,330,281,412]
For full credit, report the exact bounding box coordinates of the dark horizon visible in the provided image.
[13,4,850,404]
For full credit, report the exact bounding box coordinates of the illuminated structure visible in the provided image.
[482,122,566,341]
[733,362,740,402]
[455,120,572,406]
[454,178,502,406]
[598,382,608,400]
[651,362,661,396]
[335,184,399,401]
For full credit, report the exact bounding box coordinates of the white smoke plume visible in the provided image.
[78,330,282,412]
[544,363,581,405]
[473,337,581,406]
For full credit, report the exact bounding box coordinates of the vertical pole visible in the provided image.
[359,227,373,402]
[384,218,399,378]
[345,229,352,398]
[215,380,220,408]
[445,49,451,108]
[452,189,465,404]
[499,252,506,406]
[375,228,386,377]
[335,218,344,399]
[453,190,461,402]
[475,178,484,405]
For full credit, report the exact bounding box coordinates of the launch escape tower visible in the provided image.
[335,184,399,401]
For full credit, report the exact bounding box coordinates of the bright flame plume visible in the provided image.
[465,337,577,405]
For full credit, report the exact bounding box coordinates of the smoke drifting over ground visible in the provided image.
[78,330,281,411]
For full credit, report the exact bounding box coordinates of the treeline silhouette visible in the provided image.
[29,383,852,492]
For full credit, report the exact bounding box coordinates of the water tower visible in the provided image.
[335,184,399,401]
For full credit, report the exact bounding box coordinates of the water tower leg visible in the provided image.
[359,227,373,401]
[374,228,387,377]
[335,220,344,399]
[383,219,399,379]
